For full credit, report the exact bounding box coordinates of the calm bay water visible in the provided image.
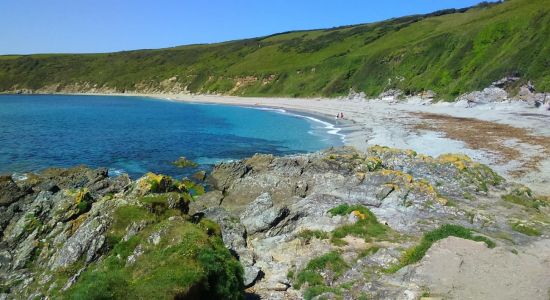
[0,95,342,178]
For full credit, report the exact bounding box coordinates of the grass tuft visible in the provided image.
[386,224,495,273]
[328,204,389,244]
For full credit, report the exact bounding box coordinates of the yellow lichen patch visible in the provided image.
[437,153,473,171]
[145,172,164,184]
[384,183,401,192]
[369,145,417,157]
[409,180,447,205]
[380,169,414,183]
[352,210,368,220]
[436,197,449,206]
[405,149,417,157]
[416,154,433,162]
[74,188,90,204]
[356,172,366,181]
[414,180,436,195]
[368,145,390,153]
[364,157,383,171]
[70,214,88,235]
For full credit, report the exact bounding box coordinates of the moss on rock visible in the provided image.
[65,212,243,300]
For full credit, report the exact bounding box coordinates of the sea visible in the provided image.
[0,94,343,179]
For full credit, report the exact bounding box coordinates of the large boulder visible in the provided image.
[240,193,289,235]
[0,176,26,207]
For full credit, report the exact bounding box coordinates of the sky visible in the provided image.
[0,0,483,55]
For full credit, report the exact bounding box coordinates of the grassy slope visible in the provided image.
[0,0,549,99]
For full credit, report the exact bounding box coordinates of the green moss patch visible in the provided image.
[65,218,244,300]
[328,204,390,245]
[297,230,329,243]
[290,250,363,300]
[510,222,541,236]
[502,187,547,211]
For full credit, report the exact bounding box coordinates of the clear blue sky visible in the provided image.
[0,0,483,55]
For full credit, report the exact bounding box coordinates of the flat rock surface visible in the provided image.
[411,236,550,300]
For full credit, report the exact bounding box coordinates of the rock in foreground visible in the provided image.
[0,169,243,299]
[1,146,549,299]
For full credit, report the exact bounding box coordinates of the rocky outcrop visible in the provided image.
[1,147,549,299]
[0,167,243,299]
[199,146,549,299]
[454,77,550,109]
[457,87,509,105]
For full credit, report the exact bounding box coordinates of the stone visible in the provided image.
[0,147,547,299]
[0,176,25,207]
[457,87,508,104]
[243,265,261,287]
[123,220,152,241]
[50,216,108,269]
[240,193,289,235]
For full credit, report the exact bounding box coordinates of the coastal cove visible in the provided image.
[0,94,343,179]
[34,91,550,195]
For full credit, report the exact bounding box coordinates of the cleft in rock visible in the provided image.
[240,193,290,235]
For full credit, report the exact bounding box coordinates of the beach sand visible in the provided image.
[63,92,550,195]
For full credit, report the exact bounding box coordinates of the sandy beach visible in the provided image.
[56,92,550,195]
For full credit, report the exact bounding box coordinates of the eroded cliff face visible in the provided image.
[1,146,549,299]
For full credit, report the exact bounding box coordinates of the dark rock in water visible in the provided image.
[192,170,207,182]
[172,156,198,168]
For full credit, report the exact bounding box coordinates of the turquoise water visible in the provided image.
[0,95,342,178]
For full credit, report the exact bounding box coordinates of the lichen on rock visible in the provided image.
[1,147,548,299]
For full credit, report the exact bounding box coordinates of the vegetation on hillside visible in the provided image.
[0,0,549,99]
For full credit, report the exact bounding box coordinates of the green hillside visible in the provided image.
[1,0,549,99]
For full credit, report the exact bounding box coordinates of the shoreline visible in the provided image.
[3,91,550,194]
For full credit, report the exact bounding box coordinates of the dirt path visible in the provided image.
[409,237,550,300]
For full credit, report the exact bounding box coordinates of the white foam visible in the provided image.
[108,168,126,177]
[11,173,28,181]
[247,106,346,144]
